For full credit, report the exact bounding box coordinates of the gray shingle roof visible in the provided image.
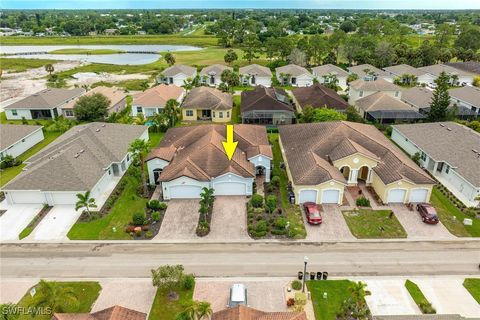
[348,64,390,78]
[449,86,480,107]
[311,64,349,77]
[349,79,400,91]
[418,64,475,77]
[401,87,434,110]
[383,64,428,77]
[182,87,232,111]
[239,64,272,77]
[276,64,312,77]
[199,64,232,76]
[162,64,197,77]
[0,124,43,151]
[4,88,85,110]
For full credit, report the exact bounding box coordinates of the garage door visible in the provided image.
[50,193,78,205]
[213,182,246,196]
[298,190,317,203]
[8,191,45,204]
[169,185,202,199]
[322,189,340,204]
[387,189,407,203]
[409,189,429,203]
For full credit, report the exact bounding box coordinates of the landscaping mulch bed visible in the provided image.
[366,186,383,206]
[125,205,166,240]
[196,205,213,237]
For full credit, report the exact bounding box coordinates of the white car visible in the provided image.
[228,284,248,308]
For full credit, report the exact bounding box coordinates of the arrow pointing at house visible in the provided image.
[222,124,238,161]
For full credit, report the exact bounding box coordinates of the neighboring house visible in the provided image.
[240,86,296,125]
[159,64,197,86]
[348,79,402,104]
[211,305,306,320]
[449,86,480,115]
[392,122,480,207]
[131,84,185,117]
[53,305,146,320]
[0,124,44,159]
[2,123,148,207]
[311,64,349,90]
[239,64,272,87]
[199,64,232,87]
[417,64,475,86]
[279,121,435,205]
[275,64,314,87]
[383,64,435,85]
[4,88,85,120]
[146,124,272,199]
[446,61,480,76]
[62,86,127,118]
[291,84,349,112]
[348,64,394,82]
[181,86,233,123]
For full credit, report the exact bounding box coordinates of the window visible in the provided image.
[395,91,399,97]
[127,154,130,161]
[227,111,230,117]
[251,75,256,85]
[186,110,194,117]
[65,110,74,117]
[291,77,297,85]
[168,77,173,84]
[213,111,216,117]
[219,112,223,118]
[136,107,143,113]
[420,152,427,161]
[108,169,111,175]
[11,109,18,116]
[359,91,364,97]
[446,165,450,174]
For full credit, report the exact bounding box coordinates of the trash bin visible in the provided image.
[316,272,322,280]
[298,271,303,280]
[310,272,316,280]
[322,272,329,280]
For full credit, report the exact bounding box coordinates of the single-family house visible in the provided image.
[53,305,147,320]
[199,64,232,87]
[279,121,435,205]
[348,79,401,104]
[348,64,393,82]
[211,305,306,320]
[62,86,127,118]
[449,86,480,115]
[446,61,480,76]
[146,124,272,199]
[132,84,185,117]
[239,64,272,87]
[417,64,475,86]
[4,88,85,120]
[2,123,148,207]
[0,124,44,159]
[159,64,197,87]
[275,64,314,87]
[311,64,349,90]
[291,84,349,112]
[181,86,232,123]
[391,122,480,207]
[240,86,296,125]
[383,64,435,86]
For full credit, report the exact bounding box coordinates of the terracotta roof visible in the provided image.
[239,64,272,77]
[212,306,307,320]
[276,64,312,77]
[279,121,435,186]
[63,86,127,111]
[349,79,400,92]
[449,86,480,107]
[162,64,197,77]
[53,305,146,320]
[348,64,390,78]
[149,125,272,182]
[311,64,349,77]
[200,64,232,76]
[5,88,85,110]
[133,84,184,108]
[241,87,295,113]
[383,64,428,77]
[0,124,43,151]
[291,84,348,111]
[182,86,232,111]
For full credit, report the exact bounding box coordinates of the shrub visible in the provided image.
[419,301,436,314]
[291,280,302,290]
[256,220,267,232]
[132,212,145,226]
[159,202,168,210]
[251,194,264,208]
[265,195,277,213]
[275,217,288,229]
[145,231,153,238]
[182,274,195,290]
[356,196,371,207]
[270,176,280,187]
[286,298,295,307]
[294,292,307,306]
[152,211,161,221]
[142,225,149,231]
[148,200,161,211]
[135,229,142,236]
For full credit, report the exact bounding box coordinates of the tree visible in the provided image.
[339,20,356,33]
[73,93,109,121]
[176,301,212,320]
[163,99,180,128]
[242,34,261,63]
[1,303,19,320]
[287,48,307,67]
[45,63,54,75]
[224,49,238,65]
[220,69,240,90]
[321,74,340,91]
[200,187,214,210]
[140,81,150,92]
[428,72,451,121]
[129,138,152,197]
[75,191,97,218]
[151,265,185,293]
[301,107,347,123]
[164,52,176,66]
[345,106,364,123]
[29,280,79,314]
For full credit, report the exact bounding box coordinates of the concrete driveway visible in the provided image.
[363,278,420,315]
[27,205,81,241]
[304,204,355,241]
[155,199,200,240]
[391,204,454,240]
[205,196,250,241]
[0,202,42,241]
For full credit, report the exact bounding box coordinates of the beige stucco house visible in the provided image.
[181,86,233,123]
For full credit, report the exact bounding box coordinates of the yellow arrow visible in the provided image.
[222,124,238,161]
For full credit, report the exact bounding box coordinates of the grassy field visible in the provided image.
[405,280,436,314]
[92,79,151,91]
[463,278,480,304]
[49,48,124,55]
[342,209,408,239]
[0,57,58,72]
[148,285,194,320]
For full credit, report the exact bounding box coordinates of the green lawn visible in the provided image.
[49,48,124,55]
[231,95,242,124]
[405,280,436,314]
[342,209,408,239]
[431,187,480,237]
[148,286,194,320]
[16,281,101,320]
[0,57,58,72]
[91,79,151,91]
[463,278,480,304]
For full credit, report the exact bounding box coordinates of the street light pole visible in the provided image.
[302,256,308,293]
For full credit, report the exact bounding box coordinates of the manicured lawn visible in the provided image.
[49,48,124,55]
[342,209,407,239]
[0,112,53,126]
[231,95,242,124]
[405,280,436,314]
[431,187,480,237]
[16,281,101,320]
[148,286,194,320]
[149,132,165,148]
[0,57,58,72]
[463,278,480,304]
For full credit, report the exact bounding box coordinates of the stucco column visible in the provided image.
[366,168,373,183]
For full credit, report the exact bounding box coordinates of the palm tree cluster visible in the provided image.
[176,301,212,320]
[337,282,372,320]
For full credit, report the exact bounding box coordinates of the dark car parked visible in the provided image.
[302,202,323,225]
[416,203,439,224]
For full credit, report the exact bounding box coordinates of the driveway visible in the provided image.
[27,205,81,241]
[205,196,250,241]
[155,199,200,240]
[390,204,454,240]
[0,202,42,241]
[304,204,355,241]
[0,278,38,303]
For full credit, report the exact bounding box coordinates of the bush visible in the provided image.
[419,301,436,314]
[294,292,307,306]
[132,212,145,226]
[145,231,153,238]
[182,274,195,290]
[159,202,168,210]
[148,200,161,211]
[270,176,280,187]
[251,194,264,208]
[152,211,161,221]
[265,195,277,213]
[291,280,302,290]
[256,220,267,232]
[275,217,288,229]
[0,155,22,169]
[286,298,295,307]
[356,196,371,207]
[135,229,142,236]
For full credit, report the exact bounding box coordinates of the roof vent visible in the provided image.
[439,124,445,127]
[473,149,478,154]
[96,128,100,132]
[74,153,80,158]
[447,128,451,131]
[79,149,85,153]
[101,123,106,127]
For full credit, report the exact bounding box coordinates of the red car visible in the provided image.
[303,202,323,225]
[416,203,439,224]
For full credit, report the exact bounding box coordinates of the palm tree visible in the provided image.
[29,280,79,314]
[182,78,194,93]
[175,301,212,320]
[45,63,54,75]
[75,191,97,218]
[164,52,176,66]
[140,81,150,92]
[200,187,214,209]
[163,99,180,128]
[129,139,152,197]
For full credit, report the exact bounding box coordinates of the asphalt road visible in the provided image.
[1,241,479,278]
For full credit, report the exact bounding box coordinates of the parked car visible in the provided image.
[228,284,247,308]
[416,203,439,224]
[302,202,323,225]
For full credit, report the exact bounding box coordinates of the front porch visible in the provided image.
[339,165,372,185]
[31,108,56,119]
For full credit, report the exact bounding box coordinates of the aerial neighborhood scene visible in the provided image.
[1,0,480,319]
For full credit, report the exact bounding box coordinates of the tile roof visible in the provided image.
[449,85,480,107]
[349,79,400,92]
[62,86,127,112]
[5,88,85,110]
[291,84,349,111]
[355,92,414,112]
[348,64,390,78]
[400,87,434,110]
[239,64,272,77]
[241,86,295,113]
[212,305,307,320]
[133,84,184,108]
[182,86,233,111]
[162,64,197,77]
[200,64,232,76]
[276,64,312,77]
[53,305,146,320]
[2,123,147,192]
[383,64,428,77]
[0,124,43,151]
[279,121,435,186]
[311,64,349,77]
[418,64,475,77]
[393,122,480,187]
[149,124,272,182]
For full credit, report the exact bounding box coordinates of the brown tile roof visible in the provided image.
[349,79,400,92]
[133,84,184,108]
[162,64,197,77]
[311,64,349,77]
[53,305,146,320]
[149,125,272,182]
[63,86,127,112]
[212,306,307,320]
[241,87,295,113]
[239,64,272,77]
[0,124,43,151]
[5,88,85,110]
[291,84,349,111]
[182,86,232,111]
[279,121,435,186]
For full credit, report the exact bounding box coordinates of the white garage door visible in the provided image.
[387,189,407,203]
[213,182,247,196]
[50,193,78,205]
[409,189,429,203]
[298,190,317,203]
[169,185,202,199]
[8,191,45,204]
[322,189,340,204]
